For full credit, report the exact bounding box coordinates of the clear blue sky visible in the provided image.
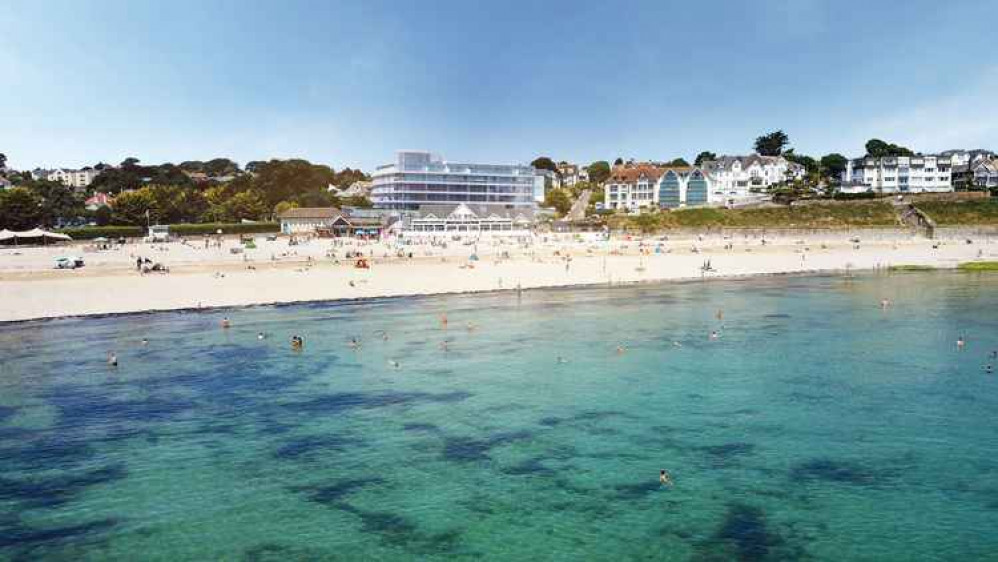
[3,0,997,172]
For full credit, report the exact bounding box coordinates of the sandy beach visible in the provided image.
[1,230,994,322]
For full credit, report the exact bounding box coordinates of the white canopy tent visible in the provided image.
[0,228,73,244]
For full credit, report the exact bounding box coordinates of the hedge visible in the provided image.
[56,226,144,239]
[57,222,280,240]
[168,222,280,236]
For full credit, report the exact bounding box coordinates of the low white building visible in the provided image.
[278,207,343,234]
[32,167,101,190]
[404,203,533,237]
[840,155,953,194]
[0,177,12,190]
[701,155,804,200]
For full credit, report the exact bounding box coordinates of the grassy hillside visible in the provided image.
[607,201,899,231]
[914,200,998,226]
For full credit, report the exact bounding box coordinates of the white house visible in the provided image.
[32,167,101,190]
[603,164,667,212]
[970,158,998,190]
[701,155,804,200]
[557,163,589,187]
[841,155,953,194]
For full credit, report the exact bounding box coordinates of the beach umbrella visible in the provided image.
[93,236,109,243]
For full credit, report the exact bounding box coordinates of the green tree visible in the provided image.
[0,187,44,229]
[0,153,6,169]
[25,179,85,225]
[587,161,611,184]
[92,205,113,226]
[864,139,914,158]
[111,189,156,225]
[224,190,269,221]
[754,130,790,156]
[530,157,558,175]
[665,158,690,167]
[694,151,717,166]
[613,157,624,166]
[543,188,572,215]
[343,195,373,208]
[273,201,299,216]
[820,153,848,181]
[248,159,337,207]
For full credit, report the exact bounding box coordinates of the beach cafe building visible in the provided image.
[403,203,533,237]
[277,207,386,238]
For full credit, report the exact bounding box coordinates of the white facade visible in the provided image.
[701,155,804,200]
[32,168,101,190]
[404,203,533,238]
[603,165,664,212]
[841,156,953,194]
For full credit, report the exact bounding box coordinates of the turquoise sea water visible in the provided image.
[1,272,997,561]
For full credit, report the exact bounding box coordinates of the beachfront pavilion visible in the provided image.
[278,207,388,237]
[404,203,534,236]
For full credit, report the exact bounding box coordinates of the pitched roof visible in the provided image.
[278,207,342,220]
[607,164,670,184]
[415,203,535,220]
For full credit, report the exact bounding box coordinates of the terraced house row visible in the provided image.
[603,155,804,212]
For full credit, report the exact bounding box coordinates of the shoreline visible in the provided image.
[1,231,994,324]
[0,267,852,325]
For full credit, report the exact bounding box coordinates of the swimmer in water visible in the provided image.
[290,335,304,349]
[466,322,477,332]
[440,340,450,352]
[107,351,118,367]
[257,332,265,340]
[141,338,148,346]
[616,344,626,355]
[672,341,682,348]
[957,336,965,349]
[985,364,993,374]
[440,313,448,329]
[556,356,569,364]
[381,331,389,341]
[710,331,719,340]
[221,317,231,329]
[990,350,997,360]
[348,337,360,349]
[389,360,401,370]
[660,469,673,486]
[716,309,724,320]
[880,298,890,310]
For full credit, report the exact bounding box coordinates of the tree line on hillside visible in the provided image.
[0,156,371,230]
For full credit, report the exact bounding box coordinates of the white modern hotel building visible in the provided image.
[840,155,954,193]
[370,151,540,211]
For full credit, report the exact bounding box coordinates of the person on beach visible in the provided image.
[660,469,673,486]
[221,317,231,329]
[107,351,118,367]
